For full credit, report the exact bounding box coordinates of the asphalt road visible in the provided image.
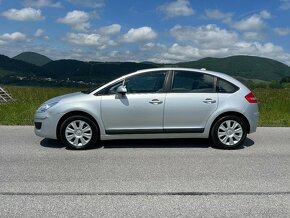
[0,126,289,217]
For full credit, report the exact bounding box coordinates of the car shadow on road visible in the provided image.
[40,139,65,149]
[102,137,254,149]
[40,137,254,150]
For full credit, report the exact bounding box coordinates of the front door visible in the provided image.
[101,71,167,134]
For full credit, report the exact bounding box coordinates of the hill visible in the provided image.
[13,52,52,66]
[0,54,42,76]
[42,60,158,82]
[177,55,290,81]
[1,53,290,86]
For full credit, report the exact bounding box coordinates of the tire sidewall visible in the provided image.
[60,115,99,150]
[211,115,247,149]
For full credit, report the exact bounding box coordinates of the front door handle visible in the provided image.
[149,99,163,105]
[203,98,216,104]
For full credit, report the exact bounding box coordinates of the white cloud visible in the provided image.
[155,41,290,64]
[243,32,263,40]
[57,10,90,32]
[0,32,28,45]
[234,16,264,31]
[2,7,44,21]
[66,0,105,8]
[99,24,121,35]
[64,33,116,49]
[170,24,238,49]
[259,10,271,19]
[122,27,157,43]
[233,10,271,31]
[23,0,62,8]
[140,42,167,51]
[159,0,194,18]
[166,43,200,61]
[205,9,233,23]
[274,27,290,36]
[279,0,290,10]
[34,28,44,37]
[145,24,290,64]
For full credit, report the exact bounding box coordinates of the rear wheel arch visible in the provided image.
[210,111,250,134]
[56,111,100,141]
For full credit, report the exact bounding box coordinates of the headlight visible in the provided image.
[36,101,59,113]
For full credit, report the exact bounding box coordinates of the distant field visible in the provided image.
[0,69,15,77]
[0,86,289,126]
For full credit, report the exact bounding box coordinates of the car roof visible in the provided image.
[92,67,247,94]
[134,67,245,86]
[137,67,224,76]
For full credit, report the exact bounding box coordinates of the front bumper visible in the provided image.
[34,112,63,139]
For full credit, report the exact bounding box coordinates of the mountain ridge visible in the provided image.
[13,52,52,66]
[1,53,290,86]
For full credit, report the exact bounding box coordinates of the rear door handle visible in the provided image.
[203,98,216,104]
[149,99,163,105]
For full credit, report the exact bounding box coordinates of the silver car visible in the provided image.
[34,68,259,149]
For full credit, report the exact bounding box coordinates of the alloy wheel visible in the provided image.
[217,120,243,146]
[65,120,92,148]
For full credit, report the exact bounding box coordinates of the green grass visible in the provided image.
[253,88,290,126]
[0,86,289,126]
[0,86,81,125]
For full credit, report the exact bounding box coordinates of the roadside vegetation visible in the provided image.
[0,86,289,126]
[0,86,81,125]
[253,88,290,126]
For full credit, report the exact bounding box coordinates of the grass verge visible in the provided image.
[0,86,289,126]
[0,86,81,125]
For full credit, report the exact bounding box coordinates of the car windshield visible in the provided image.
[81,85,102,94]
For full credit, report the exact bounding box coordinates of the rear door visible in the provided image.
[163,70,218,133]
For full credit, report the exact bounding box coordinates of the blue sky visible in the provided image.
[0,0,290,64]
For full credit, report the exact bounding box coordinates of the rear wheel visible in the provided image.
[211,115,247,149]
[60,115,99,150]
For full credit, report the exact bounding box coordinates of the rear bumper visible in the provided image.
[248,111,259,133]
[243,103,259,134]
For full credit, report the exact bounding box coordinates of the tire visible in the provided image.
[211,115,247,149]
[60,115,99,150]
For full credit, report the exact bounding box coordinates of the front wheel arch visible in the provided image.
[56,111,100,141]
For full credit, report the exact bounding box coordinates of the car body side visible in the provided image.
[34,68,259,141]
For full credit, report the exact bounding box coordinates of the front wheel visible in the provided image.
[60,115,99,150]
[211,116,247,149]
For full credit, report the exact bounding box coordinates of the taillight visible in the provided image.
[245,92,257,103]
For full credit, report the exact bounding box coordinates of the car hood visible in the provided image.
[43,92,84,104]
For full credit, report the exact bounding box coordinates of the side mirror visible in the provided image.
[116,86,127,95]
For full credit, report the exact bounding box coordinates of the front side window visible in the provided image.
[172,71,215,93]
[125,71,166,93]
[103,71,167,95]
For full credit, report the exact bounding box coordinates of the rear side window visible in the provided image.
[172,71,215,93]
[217,78,239,93]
